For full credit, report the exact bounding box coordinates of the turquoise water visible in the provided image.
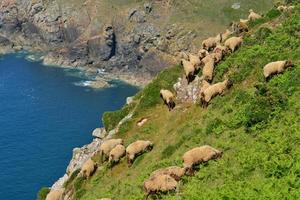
[0,54,138,200]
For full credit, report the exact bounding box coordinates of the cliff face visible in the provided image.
[0,0,274,85]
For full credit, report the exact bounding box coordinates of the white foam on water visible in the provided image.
[232,2,241,10]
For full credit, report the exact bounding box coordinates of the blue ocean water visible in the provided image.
[0,54,138,200]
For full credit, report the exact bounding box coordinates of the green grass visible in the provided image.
[37,187,50,200]
[60,2,300,200]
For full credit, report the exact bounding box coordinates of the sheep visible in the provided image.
[79,158,97,178]
[150,166,186,181]
[189,53,201,70]
[263,60,294,81]
[225,36,243,53]
[213,45,228,59]
[239,18,249,24]
[182,145,223,175]
[231,21,249,34]
[200,79,233,107]
[199,80,211,98]
[202,36,221,51]
[144,174,178,199]
[160,89,176,111]
[99,139,124,162]
[198,49,209,60]
[201,58,215,82]
[181,59,196,84]
[45,189,64,200]
[126,140,153,166]
[277,5,295,12]
[219,29,233,43]
[108,144,126,166]
[248,9,262,21]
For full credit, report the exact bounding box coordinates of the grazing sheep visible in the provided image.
[202,58,215,82]
[45,189,64,200]
[144,174,178,199]
[198,49,209,59]
[239,18,249,24]
[189,53,201,70]
[213,45,228,59]
[126,140,153,166]
[79,159,97,178]
[277,5,295,12]
[225,36,243,53]
[200,79,233,107]
[182,145,223,175]
[263,60,294,81]
[248,9,262,21]
[150,166,186,181]
[231,21,249,34]
[108,144,126,165]
[201,54,216,65]
[181,59,196,84]
[160,89,176,111]
[99,139,124,162]
[220,29,233,43]
[202,36,220,51]
[199,80,211,97]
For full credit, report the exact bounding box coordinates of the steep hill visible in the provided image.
[0,0,275,85]
[47,2,300,200]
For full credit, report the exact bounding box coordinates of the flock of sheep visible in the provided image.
[45,5,296,200]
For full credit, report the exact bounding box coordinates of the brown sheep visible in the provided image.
[202,58,215,82]
[200,79,233,107]
[181,59,196,84]
[182,145,223,175]
[150,166,186,181]
[45,189,64,200]
[99,139,123,162]
[126,140,153,166]
[202,36,220,51]
[189,53,201,70]
[198,49,209,60]
[160,89,176,111]
[108,144,126,166]
[225,36,243,53]
[144,174,178,199]
[79,158,97,178]
[263,60,294,81]
[248,9,262,21]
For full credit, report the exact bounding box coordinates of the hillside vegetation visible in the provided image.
[62,2,300,200]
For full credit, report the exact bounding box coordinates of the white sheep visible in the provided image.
[108,144,126,165]
[160,89,176,111]
[263,60,294,81]
[79,158,97,178]
[189,53,201,70]
[126,140,153,166]
[198,49,209,60]
[231,21,249,34]
[182,145,223,175]
[201,58,215,82]
[181,59,196,84]
[225,36,243,53]
[248,9,262,21]
[144,174,178,199]
[99,139,123,162]
[150,166,186,181]
[219,29,233,43]
[202,36,220,51]
[200,79,233,107]
[277,5,295,12]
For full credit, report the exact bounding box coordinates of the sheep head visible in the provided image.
[285,60,294,68]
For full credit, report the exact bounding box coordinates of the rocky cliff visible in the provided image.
[0,0,274,86]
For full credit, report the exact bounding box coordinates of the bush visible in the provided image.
[37,187,50,200]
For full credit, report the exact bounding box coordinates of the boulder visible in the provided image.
[92,128,107,139]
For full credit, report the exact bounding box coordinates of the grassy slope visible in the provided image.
[65,2,300,200]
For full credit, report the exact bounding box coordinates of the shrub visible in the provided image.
[37,187,50,200]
